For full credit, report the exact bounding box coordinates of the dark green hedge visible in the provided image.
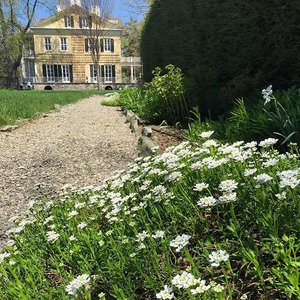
[141,0,300,117]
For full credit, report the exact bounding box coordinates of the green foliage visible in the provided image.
[141,0,300,116]
[1,136,300,299]
[118,88,146,117]
[101,93,120,107]
[185,88,300,148]
[0,90,108,126]
[118,65,189,124]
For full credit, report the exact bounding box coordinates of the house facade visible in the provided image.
[22,3,142,90]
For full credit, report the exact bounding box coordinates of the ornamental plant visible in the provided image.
[0,133,300,299]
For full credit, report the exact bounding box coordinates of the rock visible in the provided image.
[15,119,29,127]
[0,125,19,132]
[138,136,158,157]
[54,104,61,111]
[142,127,152,137]
[130,118,139,133]
[125,110,135,123]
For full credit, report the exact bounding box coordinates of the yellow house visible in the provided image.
[22,3,142,90]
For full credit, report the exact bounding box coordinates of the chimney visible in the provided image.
[70,0,81,6]
[91,5,100,16]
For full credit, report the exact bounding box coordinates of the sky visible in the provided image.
[35,0,143,24]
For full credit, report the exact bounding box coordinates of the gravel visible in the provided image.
[0,95,138,245]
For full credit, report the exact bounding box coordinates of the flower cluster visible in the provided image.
[65,274,90,296]
[170,234,191,252]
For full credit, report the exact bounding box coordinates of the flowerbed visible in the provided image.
[0,133,299,299]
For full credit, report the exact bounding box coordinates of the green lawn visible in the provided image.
[0,89,108,127]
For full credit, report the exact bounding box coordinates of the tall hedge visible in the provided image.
[141,0,300,117]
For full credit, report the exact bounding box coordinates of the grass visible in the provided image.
[0,89,109,127]
[0,133,299,299]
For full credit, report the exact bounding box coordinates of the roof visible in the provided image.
[31,4,121,30]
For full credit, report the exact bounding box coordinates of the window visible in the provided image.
[60,37,68,51]
[90,64,98,82]
[42,64,73,83]
[80,16,91,28]
[85,38,94,52]
[101,64,115,82]
[101,38,114,52]
[44,37,52,51]
[64,16,74,28]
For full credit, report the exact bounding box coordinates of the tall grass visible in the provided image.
[0,90,108,127]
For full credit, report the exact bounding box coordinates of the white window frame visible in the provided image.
[103,38,112,52]
[64,16,72,28]
[62,65,70,83]
[104,64,113,82]
[44,37,52,51]
[60,37,68,51]
[45,64,55,82]
[81,16,90,28]
[90,64,98,83]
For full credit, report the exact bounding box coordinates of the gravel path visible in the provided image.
[0,95,138,243]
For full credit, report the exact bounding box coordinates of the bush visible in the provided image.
[118,88,145,117]
[185,87,300,148]
[141,0,300,117]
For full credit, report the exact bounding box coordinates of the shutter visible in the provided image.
[112,65,115,82]
[64,16,67,27]
[79,16,82,28]
[89,16,92,28]
[90,64,94,79]
[58,65,62,78]
[69,65,73,83]
[71,16,74,28]
[100,39,104,52]
[42,64,46,79]
[111,39,114,52]
[85,39,89,52]
[100,65,104,78]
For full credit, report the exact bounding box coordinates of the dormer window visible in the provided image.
[80,16,91,28]
[44,37,52,51]
[64,16,74,28]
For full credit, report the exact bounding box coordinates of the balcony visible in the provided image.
[121,57,142,65]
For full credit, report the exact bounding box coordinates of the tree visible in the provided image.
[141,0,300,117]
[122,17,142,57]
[69,0,112,90]
[0,0,39,86]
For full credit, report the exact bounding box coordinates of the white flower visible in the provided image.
[193,182,209,192]
[275,191,286,200]
[152,230,165,239]
[262,85,273,105]
[199,131,214,139]
[172,271,199,289]
[278,170,300,189]
[197,196,217,208]
[219,192,237,203]
[190,280,211,294]
[244,168,257,176]
[0,252,10,264]
[136,231,150,242]
[165,171,182,182]
[259,138,278,147]
[43,216,54,225]
[69,235,77,241]
[211,283,224,293]
[156,285,174,299]
[68,210,78,218]
[66,274,90,296]
[138,243,146,250]
[209,250,229,267]
[74,202,85,209]
[46,231,60,243]
[254,173,273,184]
[262,158,278,167]
[77,222,88,229]
[98,240,105,246]
[219,179,238,193]
[170,234,191,252]
[202,139,218,148]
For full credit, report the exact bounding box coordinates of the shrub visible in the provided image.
[118,88,145,117]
